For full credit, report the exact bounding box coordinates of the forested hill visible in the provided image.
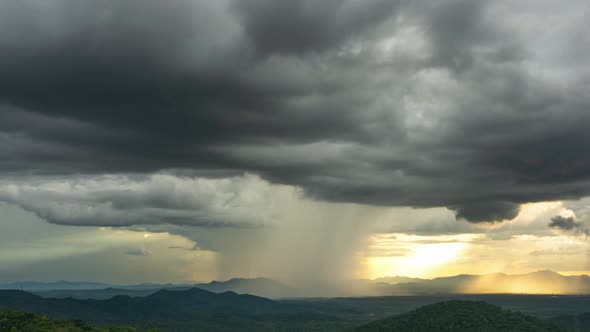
[1,290,585,331]
[0,309,149,332]
[0,288,281,323]
[354,301,564,332]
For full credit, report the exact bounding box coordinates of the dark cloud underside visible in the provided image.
[1,0,589,223]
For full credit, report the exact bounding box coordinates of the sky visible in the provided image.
[0,0,589,289]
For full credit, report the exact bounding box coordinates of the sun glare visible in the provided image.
[367,241,468,279]
[402,243,467,275]
[410,243,466,267]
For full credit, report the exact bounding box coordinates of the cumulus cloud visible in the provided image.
[0,0,589,224]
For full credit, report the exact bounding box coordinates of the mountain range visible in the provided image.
[2,270,589,300]
[0,288,290,331]
[1,288,587,331]
[23,278,297,300]
[371,270,590,296]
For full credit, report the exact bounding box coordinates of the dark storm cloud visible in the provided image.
[234,0,400,54]
[550,216,580,231]
[419,0,525,72]
[452,202,521,224]
[0,0,589,224]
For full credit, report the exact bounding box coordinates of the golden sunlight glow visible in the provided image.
[405,243,466,270]
[558,271,590,276]
[512,201,574,225]
[362,201,590,282]
[365,235,471,279]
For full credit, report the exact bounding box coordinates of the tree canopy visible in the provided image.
[354,301,564,332]
[0,309,152,332]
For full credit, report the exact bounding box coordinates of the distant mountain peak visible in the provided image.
[531,270,561,276]
[195,277,296,298]
[371,270,590,295]
[150,287,213,297]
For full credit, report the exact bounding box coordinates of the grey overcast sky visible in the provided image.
[0,0,589,286]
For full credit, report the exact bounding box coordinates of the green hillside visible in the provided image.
[354,301,564,332]
[2,290,586,331]
[0,309,150,332]
[550,313,590,332]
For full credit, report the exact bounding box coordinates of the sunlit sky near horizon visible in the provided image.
[1,199,589,285]
[0,0,589,291]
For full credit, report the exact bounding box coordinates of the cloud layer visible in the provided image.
[0,174,298,227]
[0,0,589,223]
